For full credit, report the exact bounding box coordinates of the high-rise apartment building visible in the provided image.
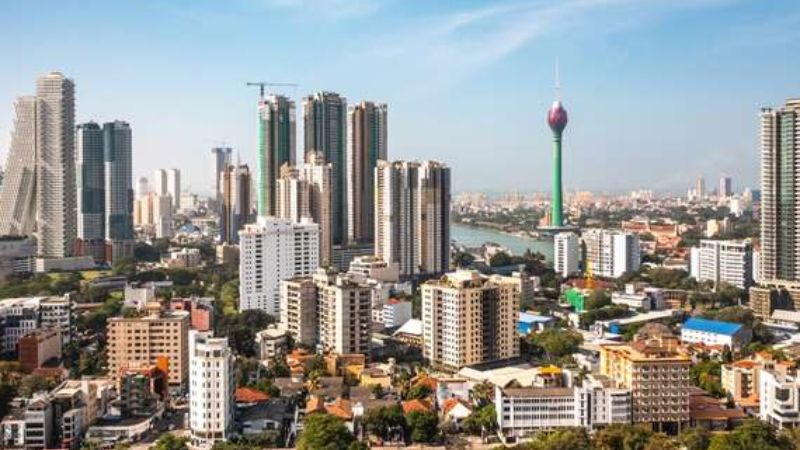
[690,239,753,289]
[210,147,232,204]
[554,232,580,277]
[695,176,706,200]
[582,229,640,278]
[760,99,800,282]
[599,325,691,432]
[375,160,450,278]
[276,153,333,266]
[238,216,319,314]
[279,277,318,347]
[189,331,235,449]
[152,169,168,196]
[314,269,372,355]
[304,92,347,246]
[422,270,519,371]
[219,164,251,244]
[133,193,173,239]
[103,121,133,240]
[76,122,105,241]
[106,308,190,389]
[166,168,181,210]
[257,95,296,216]
[0,73,76,258]
[347,101,387,244]
[135,176,149,199]
[719,175,732,198]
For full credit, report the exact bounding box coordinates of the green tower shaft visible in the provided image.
[551,133,563,227]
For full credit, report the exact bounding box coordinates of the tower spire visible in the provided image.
[555,57,561,102]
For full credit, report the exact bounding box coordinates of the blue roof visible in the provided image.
[518,312,555,323]
[682,318,743,336]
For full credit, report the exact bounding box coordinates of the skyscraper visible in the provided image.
[554,232,580,277]
[304,92,347,245]
[275,153,333,266]
[220,163,252,244]
[582,229,641,278]
[0,73,76,258]
[375,160,450,278]
[258,95,296,217]
[347,101,387,244]
[695,176,706,199]
[760,99,800,282]
[104,121,133,240]
[166,168,181,210]
[210,147,232,203]
[135,176,149,199]
[152,169,168,196]
[547,87,568,228]
[76,122,105,241]
[719,175,732,198]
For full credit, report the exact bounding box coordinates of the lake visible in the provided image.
[451,223,554,263]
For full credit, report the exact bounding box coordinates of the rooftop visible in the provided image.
[683,318,743,336]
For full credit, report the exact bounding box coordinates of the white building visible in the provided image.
[582,229,640,278]
[495,374,631,444]
[382,299,412,329]
[375,160,450,278]
[124,284,155,310]
[680,318,751,349]
[189,331,235,450]
[759,368,800,429]
[254,327,289,362]
[0,296,72,352]
[239,216,319,315]
[167,168,181,210]
[315,269,372,355]
[554,232,580,277]
[690,240,753,289]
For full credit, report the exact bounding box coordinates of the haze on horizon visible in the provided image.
[0,0,798,194]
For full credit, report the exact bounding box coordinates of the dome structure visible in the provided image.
[547,100,568,134]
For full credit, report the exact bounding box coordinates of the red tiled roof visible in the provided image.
[235,387,269,403]
[402,399,433,414]
[441,398,471,416]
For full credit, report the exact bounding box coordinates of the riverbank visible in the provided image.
[451,223,554,263]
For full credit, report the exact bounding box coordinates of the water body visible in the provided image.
[451,223,554,263]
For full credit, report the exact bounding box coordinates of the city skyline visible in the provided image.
[1,1,798,193]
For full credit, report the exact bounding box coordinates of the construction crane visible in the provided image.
[246,81,299,100]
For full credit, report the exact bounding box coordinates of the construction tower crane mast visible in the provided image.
[246,81,298,99]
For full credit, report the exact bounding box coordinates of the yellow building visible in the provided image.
[599,324,691,432]
[107,305,190,389]
[422,270,519,372]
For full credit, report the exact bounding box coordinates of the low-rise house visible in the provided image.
[255,327,289,363]
[441,398,472,427]
[238,398,294,438]
[401,399,434,415]
[235,387,270,408]
[689,388,746,430]
[360,367,392,389]
[517,312,557,335]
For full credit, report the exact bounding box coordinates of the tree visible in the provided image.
[461,404,496,435]
[362,405,406,442]
[643,433,679,450]
[371,384,385,399]
[708,419,785,450]
[133,242,161,262]
[153,434,189,450]
[470,380,493,407]
[593,424,653,450]
[405,384,432,400]
[216,309,276,357]
[111,257,137,278]
[527,428,592,450]
[679,428,711,450]
[297,413,358,450]
[406,410,439,443]
[528,328,583,360]
[489,251,513,267]
[18,374,57,398]
[453,251,475,268]
[585,290,611,310]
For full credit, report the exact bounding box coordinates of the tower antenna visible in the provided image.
[555,57,561,101]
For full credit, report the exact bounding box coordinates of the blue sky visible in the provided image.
[0,0,798,194]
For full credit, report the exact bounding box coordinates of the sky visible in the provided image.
[0,0,799,195]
